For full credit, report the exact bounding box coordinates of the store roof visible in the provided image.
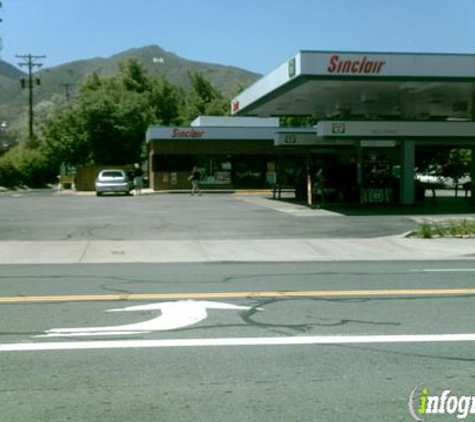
[191,116,279,127]
[231,51,475,121]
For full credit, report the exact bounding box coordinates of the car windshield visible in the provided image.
[100,171,124,178]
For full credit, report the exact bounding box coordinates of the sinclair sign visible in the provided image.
[300,51,475,78]
[326,54,386,75]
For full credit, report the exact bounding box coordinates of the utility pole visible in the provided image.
[0,1,3,53]
[16,54,46,143]
[60,83,75,102]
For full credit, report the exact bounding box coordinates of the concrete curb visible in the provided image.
[52,189,277,197]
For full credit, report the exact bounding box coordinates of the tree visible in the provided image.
[149,77,185,125]
[42,102,89,168]
[79,85,151,165]
[441,149,471,181]
[117,58,153,94]
[416,148,471,182]
[80,71,103,93]
[185,72,228,122]
[39,61,231,181]
[280,116,317,127]
[43,61,154,166]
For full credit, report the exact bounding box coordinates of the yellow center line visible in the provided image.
[1,288,475,304]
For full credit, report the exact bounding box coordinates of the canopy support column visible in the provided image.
[400,140,415,205]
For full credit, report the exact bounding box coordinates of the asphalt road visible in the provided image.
[1,261,475,421]
[1,189,475,421]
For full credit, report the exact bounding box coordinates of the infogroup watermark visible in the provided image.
[409,384,475,420]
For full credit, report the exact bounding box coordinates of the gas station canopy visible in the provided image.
[231,51,475,121]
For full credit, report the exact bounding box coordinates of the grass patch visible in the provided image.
[413,219,475,238]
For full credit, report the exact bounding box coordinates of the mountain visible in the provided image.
[44,45,260,94]
[0,60,25,81]
[0,45,261,123]
[0,60,26,121]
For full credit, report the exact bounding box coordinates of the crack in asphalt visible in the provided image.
[240,298,401,331]
[333,344,475,363]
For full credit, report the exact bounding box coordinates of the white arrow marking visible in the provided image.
[37,300,258,338]
[3,333,475,352]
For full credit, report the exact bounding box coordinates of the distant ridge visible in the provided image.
[0,45,261,122]
[0,60,25,81]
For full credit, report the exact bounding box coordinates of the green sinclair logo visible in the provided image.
[408,384,475,420]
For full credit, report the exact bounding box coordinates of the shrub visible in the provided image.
[0,143,55,188]
[418,221,434,238]
[414,219,475,238]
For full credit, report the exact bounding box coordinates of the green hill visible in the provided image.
[0,60,26,122]
[0,45,260,123]
[0,60,25,81]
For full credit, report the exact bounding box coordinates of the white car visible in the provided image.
[95,169,133,196]
[415,173,445,184]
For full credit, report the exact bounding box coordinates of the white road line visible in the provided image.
[411,268,475,272]
[2,333,475,352]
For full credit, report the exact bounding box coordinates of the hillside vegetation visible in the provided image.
[0,54,254,188]
[0,44,260,122]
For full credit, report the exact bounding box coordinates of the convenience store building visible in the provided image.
[147,51,475,204]
[146,116,283,191]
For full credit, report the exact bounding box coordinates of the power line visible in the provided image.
[16,54,46,142]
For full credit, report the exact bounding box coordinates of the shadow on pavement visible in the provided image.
[273,195,474,217]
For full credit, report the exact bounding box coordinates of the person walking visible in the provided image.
[133,163,144,196]
[189,166,202,196]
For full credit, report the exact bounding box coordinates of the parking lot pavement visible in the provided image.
[0,188,474,264]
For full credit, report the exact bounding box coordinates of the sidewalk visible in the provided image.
[0,237,474,264]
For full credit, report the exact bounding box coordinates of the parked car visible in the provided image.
[415,173,445,184]
[95,169,133,196]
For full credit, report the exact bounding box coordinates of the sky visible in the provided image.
[1,0,475,75]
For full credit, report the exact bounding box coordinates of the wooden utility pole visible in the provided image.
[0,1,3,53]
[60,83,75,102]
[16,54,46,143]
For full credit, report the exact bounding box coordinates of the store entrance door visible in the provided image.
[360,147,399,204]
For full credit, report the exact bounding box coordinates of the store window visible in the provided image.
[232,155,267,188]
[196,156,232,185]
[152,154,196,172]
